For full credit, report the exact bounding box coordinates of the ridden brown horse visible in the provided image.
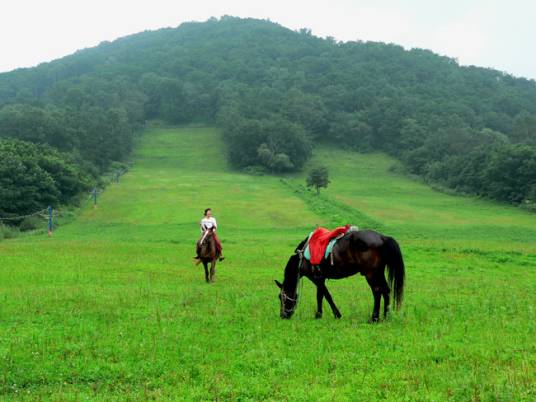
[196,228,220,283]
[275,229,405,322]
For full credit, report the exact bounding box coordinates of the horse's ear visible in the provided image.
[274,280,283,289]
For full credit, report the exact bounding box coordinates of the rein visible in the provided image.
[199,229,211,245]
[198,230,218,262]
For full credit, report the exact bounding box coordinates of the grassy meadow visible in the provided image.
[1,126,535,400]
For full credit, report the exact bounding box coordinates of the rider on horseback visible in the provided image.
[195,208,224,261]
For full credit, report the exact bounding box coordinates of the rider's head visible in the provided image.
[204,208,212,217]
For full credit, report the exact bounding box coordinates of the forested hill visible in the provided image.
[1,16,535,220]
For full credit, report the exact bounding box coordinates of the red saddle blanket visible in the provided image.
[308,224,351,265]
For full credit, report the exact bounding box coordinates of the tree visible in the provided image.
[307,166,330,195]
[328,112,373,150]
[481,144,536,203]
[0,139,92,218]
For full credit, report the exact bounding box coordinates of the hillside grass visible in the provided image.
[1,127,534,401]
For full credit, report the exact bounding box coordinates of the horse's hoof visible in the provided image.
[369,317,379,324]
[334,313,342,319]
[315,312,322,319]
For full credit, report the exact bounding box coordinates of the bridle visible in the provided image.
[280,250,305,316]
[280,290,299,316]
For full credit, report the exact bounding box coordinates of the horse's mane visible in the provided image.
[283,253,300,291]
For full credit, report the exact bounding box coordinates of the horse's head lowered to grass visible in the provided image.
[275,254,301,319]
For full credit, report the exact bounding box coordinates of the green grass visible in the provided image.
[1,127,535,400]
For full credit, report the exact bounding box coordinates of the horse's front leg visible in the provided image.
[315,280,324,319]
[203,262,209,283]
[320,282,342,319]
[209,260,216,283]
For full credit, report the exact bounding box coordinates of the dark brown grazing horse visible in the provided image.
[275,229,405,322]
[196,228,220,283]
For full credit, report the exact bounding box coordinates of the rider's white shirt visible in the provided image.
[200,217,217,232]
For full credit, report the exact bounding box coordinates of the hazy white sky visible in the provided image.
[1,0,535,79]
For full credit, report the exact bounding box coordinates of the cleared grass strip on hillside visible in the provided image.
[280,179,383,231]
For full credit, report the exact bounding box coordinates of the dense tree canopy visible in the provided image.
[0,139,92,219]
[0,16,535,216]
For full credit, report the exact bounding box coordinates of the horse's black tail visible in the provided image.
[383,236,405,310]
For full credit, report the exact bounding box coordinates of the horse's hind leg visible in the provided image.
[203,262,209,283]
[366,276,382,323]
[380,274,390,318]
